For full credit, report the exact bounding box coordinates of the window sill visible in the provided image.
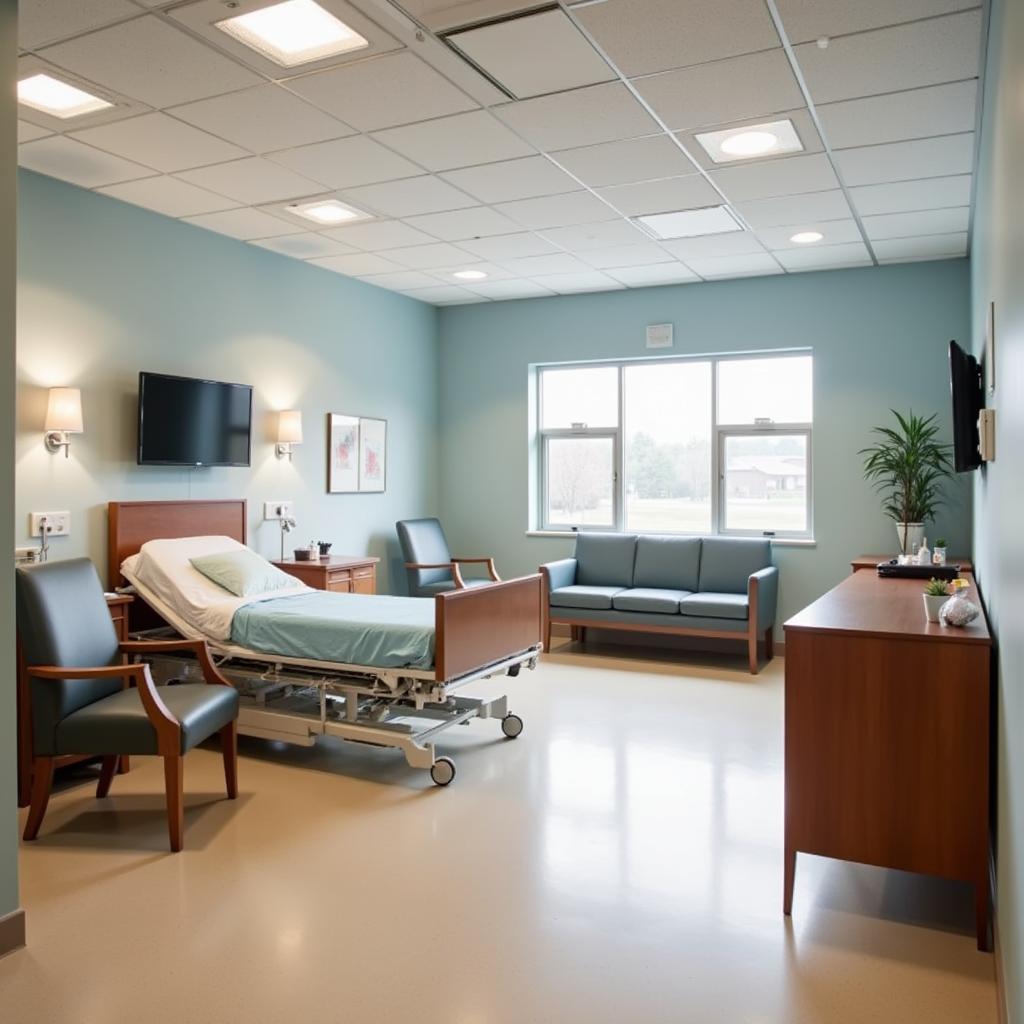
[525,530,816,548]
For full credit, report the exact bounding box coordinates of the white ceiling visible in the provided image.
[16,0,986,305]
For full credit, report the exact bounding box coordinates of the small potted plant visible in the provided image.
[933,537,947,565]
[923,578,951,623]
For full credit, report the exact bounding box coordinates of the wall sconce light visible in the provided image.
[276,410,303,460]
[44,387,83,458]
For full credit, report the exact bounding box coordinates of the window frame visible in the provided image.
[536,351,813,539]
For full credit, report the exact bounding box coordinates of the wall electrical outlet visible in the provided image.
[30,511,70,537]
[264,501,294,521]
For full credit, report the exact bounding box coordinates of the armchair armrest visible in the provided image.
[120,638,232,687]
[540,558,577,592]
[451,557,501,582]
[404,558,501,589]
[748,566,779,632]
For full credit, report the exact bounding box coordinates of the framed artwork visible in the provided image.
[327,414,387,493]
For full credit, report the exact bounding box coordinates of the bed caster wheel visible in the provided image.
[507,663,521,677]
[430,757,456,787]
[501,713,524,739]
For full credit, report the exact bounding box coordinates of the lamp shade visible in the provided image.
[277,410,303,445]
[45,388,83,433]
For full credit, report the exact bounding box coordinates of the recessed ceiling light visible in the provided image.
[695,119,804,164]
[636,206,742,240]
[790,231,824,244]
[453,270,488,281]
[287,199,370,226]
[216,0,369,68]
[17,73,113,119]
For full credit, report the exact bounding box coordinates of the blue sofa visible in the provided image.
[540,533,778,673]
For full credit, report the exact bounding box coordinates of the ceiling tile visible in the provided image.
[403,207,521,241]
[818,81,977,149]
[19,0,139,50]
[872,232,968,260]
[708,152,838,201]
[383,242,479,270]
[269,136,421,190]
[550,135,695,188]
[321,219,438,250]
[848,175,973,216]
[40,16,262,108]
[176,157,326,205]
[96,175,239,217]
[756,218,863,249]
[18,135,154,188]
[459,232,559,260]
[69,112,246,173]
[442,156,579,203]
[634,49,804,132]
[309,253,403,276]
[684,253,783,278]
[834,134,975,186]
[605,263,700,286]
[733,189,853,228]
[540,219,651,251]
[792,11,982,104]
[530,271,625,294]
[358,270,443,291]
[340,176,477,218]
[577,0,781,77]
[581,243,674,269]
[661,232,765,259]
[494,82,660,150]
[596,175,722,217]
[286,52,478,132]
[371,110,533,172]
[401,286,482,304]
[169,85,355,154]
[774,241,872,271]
[249,234,356,259]
[776,0,979,45]
[495,191,614,229]
[462,279,557,300]
[447,8,614,98]
[500,253,593,277]
[182,208,304,241]
[17,121,51,143]
[862,207,970,240]
[427,261,514,283]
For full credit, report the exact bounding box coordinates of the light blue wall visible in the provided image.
[438,261,972,635]
[970,0,1024,1015]
[17,171,439,593]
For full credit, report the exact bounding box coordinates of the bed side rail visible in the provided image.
[434,574,543,682]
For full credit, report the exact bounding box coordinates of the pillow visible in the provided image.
[190,548,299,598]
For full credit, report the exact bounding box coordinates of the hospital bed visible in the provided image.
[108,500,543,786]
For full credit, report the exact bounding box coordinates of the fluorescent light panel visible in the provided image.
[287,198,370,225]
[695,119,804,164]
[637,206,742,239]
[453,270,487,280]
[18,73,112,119]
[216,0,369,68]
[790,231,823,244]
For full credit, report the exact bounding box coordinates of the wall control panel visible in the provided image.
[264,501,294,520]
[30,511,71,537]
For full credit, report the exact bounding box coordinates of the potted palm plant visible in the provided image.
[860,410,954,555]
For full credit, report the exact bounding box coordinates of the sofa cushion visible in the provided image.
[679,592,750,621]
[632,535,701,591]
[613,588,691,614]
[697,537,772,594]
[575,533,637,588]
[550,585,625,610]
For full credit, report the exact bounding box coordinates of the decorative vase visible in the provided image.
[923,594,948,623]
[933,546,947,565]
[895,521,925,555]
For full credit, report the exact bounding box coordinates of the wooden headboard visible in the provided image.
[107,499,248,588]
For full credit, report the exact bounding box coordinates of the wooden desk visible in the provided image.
[273,555,379,594]
[783,571,992,949]
[851,554,974,574]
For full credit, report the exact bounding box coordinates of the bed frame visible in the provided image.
[107,500,543,784]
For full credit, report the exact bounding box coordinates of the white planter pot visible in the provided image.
[923,594,948,623]
[896,521,925,555]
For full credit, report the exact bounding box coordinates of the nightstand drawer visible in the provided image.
[272,556,379,595]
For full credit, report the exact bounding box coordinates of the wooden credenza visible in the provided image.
[273,555,379,594]
[783,569,992,949]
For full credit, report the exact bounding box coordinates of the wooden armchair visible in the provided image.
[396,518,501,597]
[16,559,239,852]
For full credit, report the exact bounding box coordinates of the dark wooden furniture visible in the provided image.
[851,554,974,574]
[16,593,135,808]
[783,570,992,949]
[273,555,378,594]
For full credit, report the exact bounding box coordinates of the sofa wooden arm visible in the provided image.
[120,638,233,688]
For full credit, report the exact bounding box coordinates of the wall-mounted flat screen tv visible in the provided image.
[137,372,252,467]
[949,340,982,472]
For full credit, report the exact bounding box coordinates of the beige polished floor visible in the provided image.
[2,643,998,1024]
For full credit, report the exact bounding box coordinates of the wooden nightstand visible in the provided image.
[274,555,379,594]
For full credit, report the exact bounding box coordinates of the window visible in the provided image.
[536,353,812,538]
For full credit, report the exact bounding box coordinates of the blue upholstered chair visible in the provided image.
[16,558,240,852]
[396,518,501,597]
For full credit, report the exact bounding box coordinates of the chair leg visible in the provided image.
[220,721,238,800]
[765,628,775,661]
[163,755,184,853]
[23,756,55,841]
[544,617,552,652]
[96,755,119,798]
[748,629,759,674]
